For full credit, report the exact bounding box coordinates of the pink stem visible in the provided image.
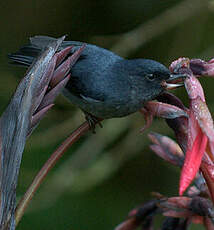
[15,121,91,225]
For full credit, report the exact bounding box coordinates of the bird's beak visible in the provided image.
[164,73,187,90]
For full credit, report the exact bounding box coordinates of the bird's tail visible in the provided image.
[8,36,84,67]
[8,37,51,67]
[8,45,41,67]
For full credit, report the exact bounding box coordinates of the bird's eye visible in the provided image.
[146,73,155,81]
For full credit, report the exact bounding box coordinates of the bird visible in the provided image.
[8,36,185,128]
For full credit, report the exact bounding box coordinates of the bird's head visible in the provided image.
[126,59,186,101]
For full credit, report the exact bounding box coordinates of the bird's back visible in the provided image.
[10,36,122,69]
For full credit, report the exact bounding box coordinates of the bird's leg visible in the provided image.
[83,111,103,133]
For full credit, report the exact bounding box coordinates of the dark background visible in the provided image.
[0,0,213,229]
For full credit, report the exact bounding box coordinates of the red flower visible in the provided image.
[170,59,214,195]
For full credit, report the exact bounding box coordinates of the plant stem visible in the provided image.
[15,121,90,226]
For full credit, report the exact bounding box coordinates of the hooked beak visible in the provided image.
[164,73,187,90]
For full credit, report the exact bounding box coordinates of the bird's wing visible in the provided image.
[66,61,131,104]
[65,71,108,102]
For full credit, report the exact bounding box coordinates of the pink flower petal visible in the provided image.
[190,58,214,76]
[149,133,184,167]
[169,57,190,73]
[191,97,214,143]
[37,74,71,111]
[166,196,191,208]
[50,45,85,88]
[203,217,214,230]
[139,108,153,133]
[163,210,191,218]
[114,219,138,230]
[144,101,187,119]
[55,46,73,67]
[184,75,205,102]
[187,110,201,149]
[208,141,214,162]
[200,160,214,204]
[179,129,208,195]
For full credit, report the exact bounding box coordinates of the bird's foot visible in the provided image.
[84,112,103,133]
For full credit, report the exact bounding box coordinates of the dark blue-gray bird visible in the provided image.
[8,36,184,126]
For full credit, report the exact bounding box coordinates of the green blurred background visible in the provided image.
[0,0,213,229]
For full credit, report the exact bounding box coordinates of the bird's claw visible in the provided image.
[84,112,103,133]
